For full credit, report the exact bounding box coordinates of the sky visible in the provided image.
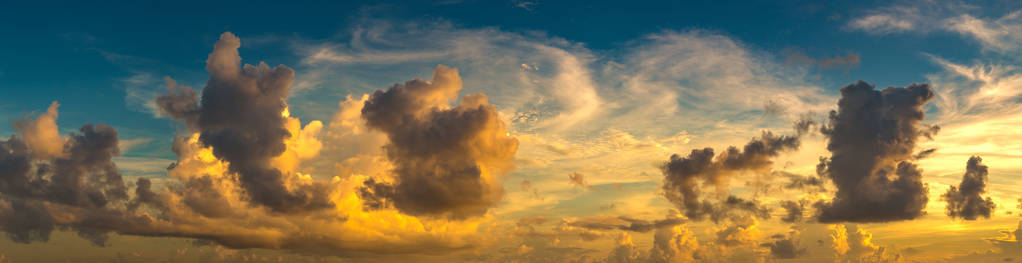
[1,0,1022,262]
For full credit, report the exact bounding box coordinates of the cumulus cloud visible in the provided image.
[815,81,935,223]
[761,231,805,259]
[11,101,65,159]
[0,32,510,257]
[0,103,131,245]
[830,224,900,262]
[661,131,799,221]
[649,224,700,263]
[358,64,519,219]
[714,216,761,247]
[155,32,331,212]
[942,156,996,220]
[605,232,643,263]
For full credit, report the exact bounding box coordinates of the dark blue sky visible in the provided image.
[0,0,1013,159]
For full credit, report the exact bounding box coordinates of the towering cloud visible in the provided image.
[661,131,799,220]
[815,81,935,223]
[155,32,331,212]
[358,65,519,219]
[0,33,504,257]
[942,156,996,220]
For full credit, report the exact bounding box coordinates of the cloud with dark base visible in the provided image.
[661,131,798,221]
[815,80,934,223]
[156,32,331,212]
[942,156,996,220]
[358,64,519,219]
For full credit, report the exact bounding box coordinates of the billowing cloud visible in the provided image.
[942,156,996,220]
[155,32,331,212]
[815,81,935,223]
[661,131,798,221]
[830,224,900,262]
[714,216,761,247]
[605,232,643,263]
[0,103,130,245]
[11,101,65,159]
[649,224,700,263]
[761,231,805,259]
[0,32,507,257]
[358,64,519,219]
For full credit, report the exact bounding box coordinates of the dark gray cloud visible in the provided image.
[154,77,200,129]
[914,148,937,160]
[155,32,331,212]
[942,156,996,220]
[565,215,684,233]
[762,236,806,259]
[0,124,127,208]
[0,123,136,246]
[794,116,817,136]
[661,131,798,221]
[776,171,825,192]
[780,200,805,223]
[815,81,934,223]
[359,65,519,219]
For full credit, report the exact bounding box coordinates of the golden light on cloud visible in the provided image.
[3,3,1022,262]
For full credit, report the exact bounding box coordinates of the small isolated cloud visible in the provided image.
[943,156,996,220]
[568,172,591,189]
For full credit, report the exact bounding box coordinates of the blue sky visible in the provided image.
[1,0,980,159]
[3,1,1022,262]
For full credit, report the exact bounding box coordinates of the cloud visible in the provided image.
[661,131,799,221]
[649,224,700,263]
[562,213,684,233]
[848,9,919,34]
[0,103,130,245]
[942,156,996,220]
[945,11,1022,54]
[568,172,591,189]
[830,224,900,262]
[11,101,65,159]
[605,232,643,263]
[154,77,200,129]
[845,1,974,35]
[0,32,504,257]
[780,200,806,223]
[762,231,805,259]
[817,54,862,71]
[848,2,1021,55]
[155,32,332,212]
[713,216,761,247]
[815,81,935,223]
[358,65,519,219]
